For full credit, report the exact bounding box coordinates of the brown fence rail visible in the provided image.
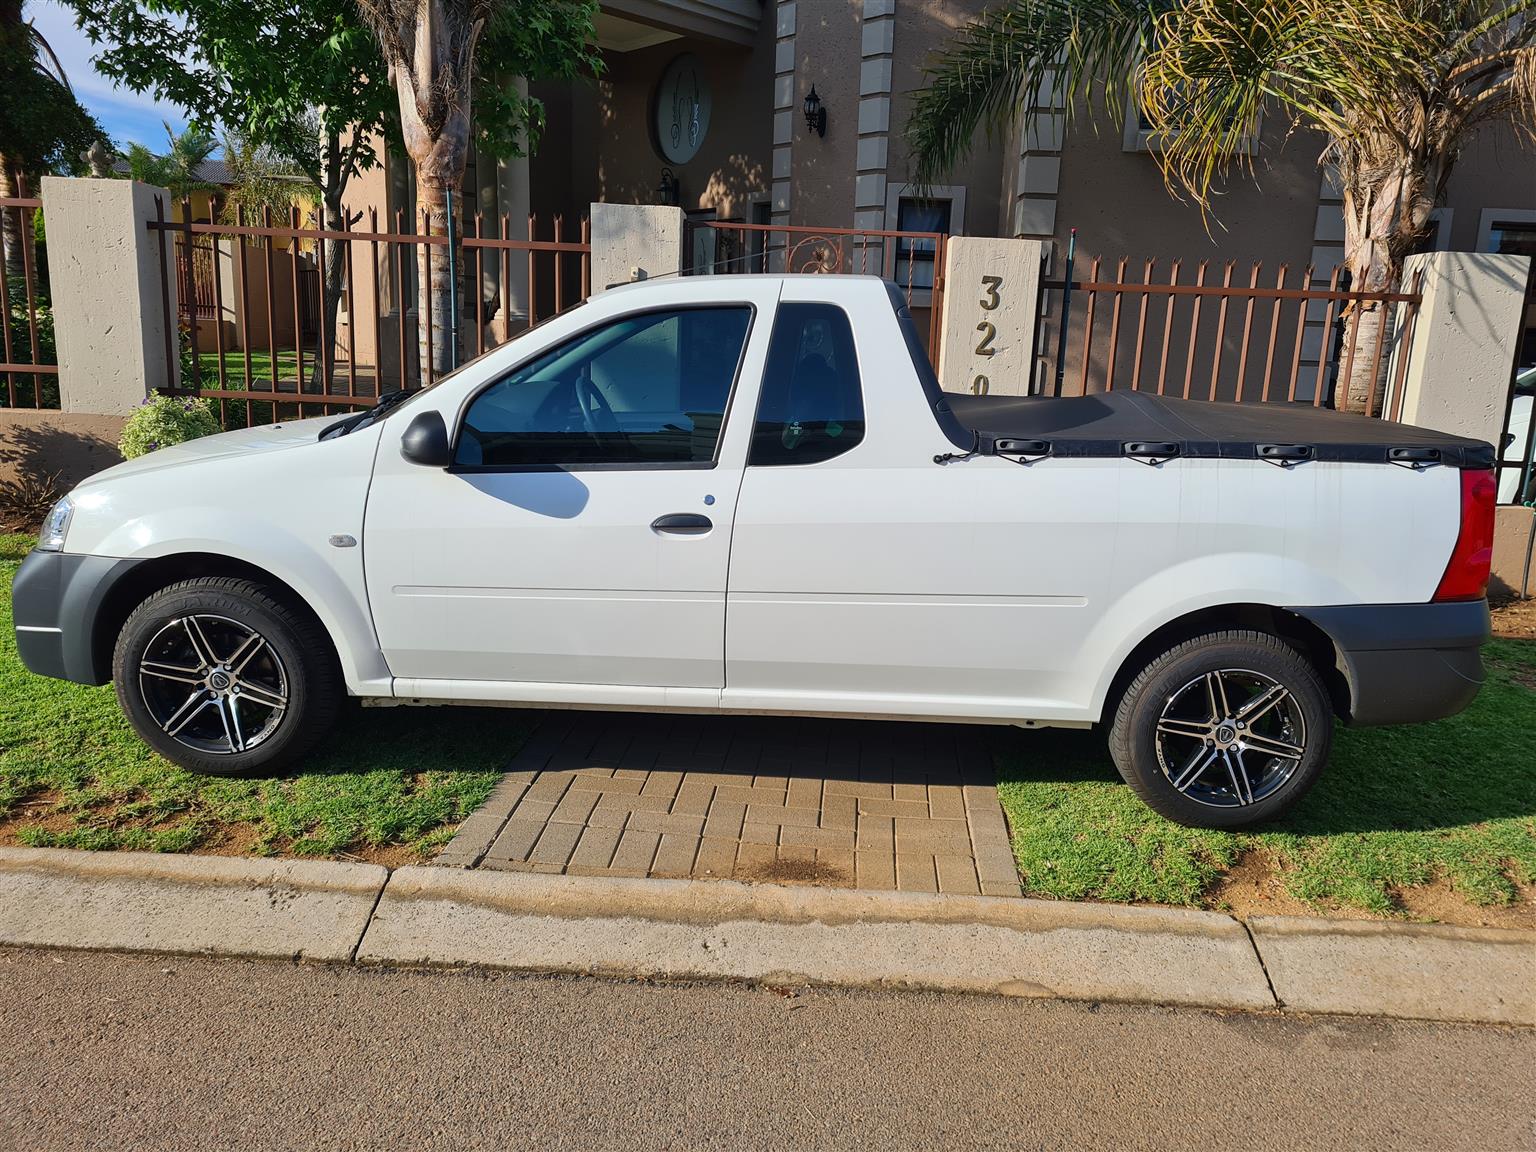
[1035,256,1423,416]
[0,180,59,409]
[148,196,590,428]
[684,220,948,358]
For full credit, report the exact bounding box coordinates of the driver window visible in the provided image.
[455,306,752,467]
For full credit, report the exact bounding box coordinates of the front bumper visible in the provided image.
[11,550,144,686]
[1292,601,1490,727]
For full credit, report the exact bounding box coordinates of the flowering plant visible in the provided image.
[118,391,221,460]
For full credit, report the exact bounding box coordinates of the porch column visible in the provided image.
[493,76,533,337]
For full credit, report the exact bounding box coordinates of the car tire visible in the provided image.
[113,577,341,776]
[1108,629,1332,829]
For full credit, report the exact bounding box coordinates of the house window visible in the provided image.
[1122,98,1260,155]
[885,185,966,294]
[1483,214,1536,261]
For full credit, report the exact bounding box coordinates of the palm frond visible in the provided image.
[26,24,72,90]
[904,0,1166,189]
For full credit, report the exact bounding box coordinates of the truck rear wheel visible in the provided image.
[112,577,341,776]
[1108,630,1332,829]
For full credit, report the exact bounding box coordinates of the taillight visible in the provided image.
[1433,469,1497,602]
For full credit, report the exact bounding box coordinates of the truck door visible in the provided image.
[363,292,775,690]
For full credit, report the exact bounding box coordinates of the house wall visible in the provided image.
[1440,120,1536,253]
[785,0,863,228]
[885,0,1006,237]
[572,32,775,222]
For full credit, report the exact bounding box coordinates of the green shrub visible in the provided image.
[118,391,221,459]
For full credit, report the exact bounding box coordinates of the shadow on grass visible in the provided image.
[991,638,1536,838]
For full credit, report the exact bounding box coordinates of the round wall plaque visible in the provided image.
[653,53,711,165]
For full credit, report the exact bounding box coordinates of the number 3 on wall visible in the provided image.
[979,275,1002,311]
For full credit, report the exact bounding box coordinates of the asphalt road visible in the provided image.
[0,947,1531,1152]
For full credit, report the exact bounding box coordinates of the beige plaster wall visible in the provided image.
[0,410,125,491]
[787,0,863,227]
[1440,122,1536,253]
[1492,506,1534,600]
[1049,105,1325,270]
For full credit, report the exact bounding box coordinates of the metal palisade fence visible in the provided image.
[146,196,591,428]
[1033,253,1425,417]
[0,178,58,409]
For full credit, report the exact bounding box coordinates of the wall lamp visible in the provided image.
[657,167,680,206]
[803,86,827,138]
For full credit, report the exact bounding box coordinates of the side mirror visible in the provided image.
[400,410,451,468]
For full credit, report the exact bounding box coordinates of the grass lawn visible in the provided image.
[196,349,302,386]
[1,534,526,863]
[995,638,1536,922]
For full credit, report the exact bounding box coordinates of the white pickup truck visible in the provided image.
[14,275,1496,829]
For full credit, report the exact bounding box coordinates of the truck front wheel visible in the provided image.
[1108,630,1332,829]
[112,577,342,776]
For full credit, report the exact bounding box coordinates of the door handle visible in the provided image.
[651,513,713,535]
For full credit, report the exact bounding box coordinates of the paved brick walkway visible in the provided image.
[437,711,1022,896]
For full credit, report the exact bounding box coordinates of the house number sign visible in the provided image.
[971,274,1003,394]
[936,237,1042,397]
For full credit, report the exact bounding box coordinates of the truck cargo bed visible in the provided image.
[940,391,1494,468]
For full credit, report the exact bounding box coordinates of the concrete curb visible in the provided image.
[357,867,1275,1010]
[0,847,388,963]
[1249,916,1536,1026]
[0,846,1531,1024]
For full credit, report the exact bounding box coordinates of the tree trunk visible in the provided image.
[309,188,348,393]
[0,160,27,283]
[1337,154,1435,415]
[384,1,482,386]
[412,170,459,384]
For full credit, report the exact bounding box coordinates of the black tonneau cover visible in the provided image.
[940,390,1494,469]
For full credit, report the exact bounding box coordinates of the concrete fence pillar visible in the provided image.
[589,203,686,293]
[936,236,1044,396]
[42,177,179,415]
[1391,250,1533,447]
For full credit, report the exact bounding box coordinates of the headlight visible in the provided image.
[38,496,73,552]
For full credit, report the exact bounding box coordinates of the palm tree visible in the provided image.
[121,124,220,201]
[0,0,101,279]
[905,0,1536,412]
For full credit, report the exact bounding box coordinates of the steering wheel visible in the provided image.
[573,369,620,445]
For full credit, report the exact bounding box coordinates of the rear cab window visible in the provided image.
[749,303,865,466]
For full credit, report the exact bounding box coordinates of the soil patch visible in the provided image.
[1208,846,1536,929]
[1491,596,1536,641]
[735,857,853,887]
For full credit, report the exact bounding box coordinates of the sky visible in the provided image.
[25,0,198,154]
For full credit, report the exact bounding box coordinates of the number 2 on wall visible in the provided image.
[975,322,997,357]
